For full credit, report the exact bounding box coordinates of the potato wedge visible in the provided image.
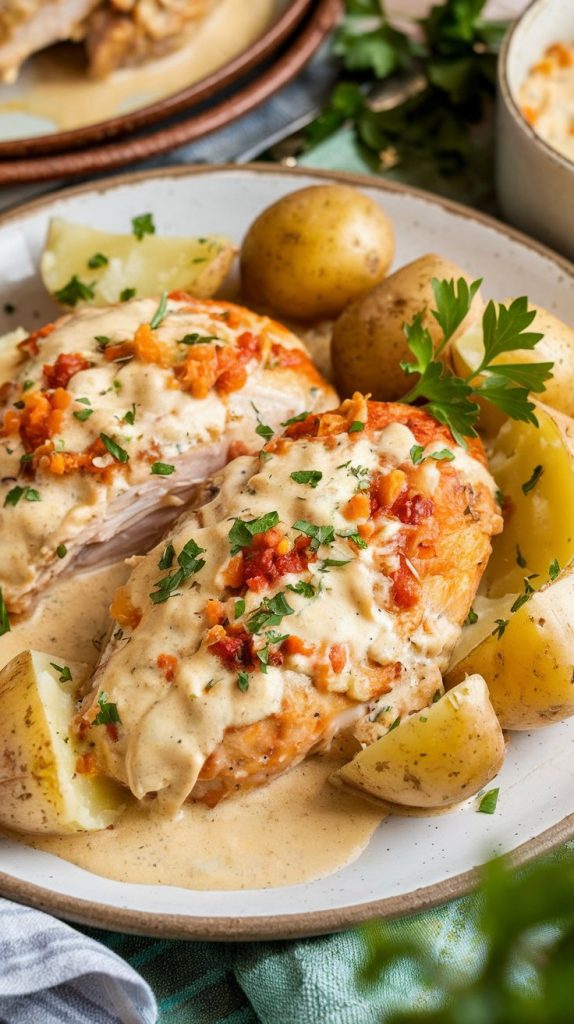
[446,405,574,728]
[0,650,124,833]
[331,254,483,402]
[41,218,236,307]
[331,675,504,810]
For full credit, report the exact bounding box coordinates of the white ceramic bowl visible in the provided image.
[496,0,574,261]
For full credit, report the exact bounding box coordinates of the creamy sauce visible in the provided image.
[519,41,574,164]
[27,755,383,890]
[0,563,383,891]
[0,0,276,134]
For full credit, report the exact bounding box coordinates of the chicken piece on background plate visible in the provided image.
[0,0,99,83]
[76,394,502,815]
[0,293,336,615]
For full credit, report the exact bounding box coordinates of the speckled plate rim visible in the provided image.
[0,0,313,158]
[0,162,572,941]
[498,0,574,174]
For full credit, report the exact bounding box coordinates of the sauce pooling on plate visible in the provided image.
[519,42,574,164]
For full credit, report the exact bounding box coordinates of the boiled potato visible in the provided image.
[331,676,504,811]
[240,184,394,320]
[42,218,235,307]
[331,254,483,401]
[451,302,574,434]
[0,650,124,833]
[446,406,574,729]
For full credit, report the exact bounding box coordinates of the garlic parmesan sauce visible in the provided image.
[519,42,574,163]
[0,565,384,891]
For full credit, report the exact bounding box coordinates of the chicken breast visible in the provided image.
[0,294,336,615]
[76,394,502,814]
[0,0,99,83]
[85,0,214,79]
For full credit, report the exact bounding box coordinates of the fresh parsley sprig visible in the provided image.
[400,278,553,445]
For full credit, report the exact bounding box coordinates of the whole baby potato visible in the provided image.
[331,254,483,401]
[240,184,394,320]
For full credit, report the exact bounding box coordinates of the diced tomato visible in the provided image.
[205,600,226,626]
[391,555,420,609]
[329,644,347,673]
[157,653,178,682]
[106,723,120,743]
[43,353,92,389]
[75,753,98,775]
[391,492,434,525]
[110,586,142,629]
[343,492,370,521]
[228,440,249,460]
[209,629,254,670]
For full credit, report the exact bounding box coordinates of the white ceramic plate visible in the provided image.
[0,165,573,940]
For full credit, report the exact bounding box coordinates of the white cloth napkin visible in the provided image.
[0,899,157,1024]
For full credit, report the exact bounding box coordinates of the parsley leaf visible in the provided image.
[292,520,335,552]
[492,618,509,639]
[74,407,93,422]
[522,465,543,495]
[151,462,175,476]
[55,276,94,306]
[290,470,323,488]
[549,559,561,581]
[56,543,67,559]
[478,787,499,814]
[100,433,129,464]
[464,606,478,626]
[158,543,175,570]
[50,662,72,683]
[120,288,136,302]
[93,692,121,725]
[286,580,316,598]
[88,252,109,269]
[150,538,206,604]
[123,404,136,425]
[237,671,250,692]
[4,486,40,506]
[349,420,365,433]
[281,411,310,426]
[247,592,294,635]
[132,213,155,241]
[228,512,279,555]
[178,333,219,346]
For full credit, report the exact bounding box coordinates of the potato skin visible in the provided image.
[331,254,483,401]
[332,675,504,810]
[240,184,394,320]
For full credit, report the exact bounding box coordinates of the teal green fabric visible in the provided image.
[80,894,481,1023]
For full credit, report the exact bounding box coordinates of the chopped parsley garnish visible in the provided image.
[123,404,136,425]
[290,470,323,488]
[150,538,205,603]
[388,716,401,732]
[0,587,10,635]
[492,618,509,639]
[132,212,155,241]
[286,580,316,598]
[95,336,111,350]
[400,282,552,445]
[237,671,250,692]
[50,662,72,683]
[464,607,478,626]
[74,407,93,422]
[76,396,91,405]
[410,444,455,464]
[522,465,544,495]
[349,420,365,433]
[251,403,274,443]
[234,598,246,619]
[56,544,67,559]
[150,290,168,330]
[88,252,109,269]
[151,462,175,476]
[228,511,279,555]
[549,559,561,581]
[120,288,136,302]
[337,528,368,549]
[178,333,219,346]
[292,520,335,552]
[93,692,122,725]
[256,631,289,673]
[112,379,122,394]
[320,558,352,571]
[495,488,505,508]
[100,432,129,464]
[247,592,294,635]
[4,486,40,506]
[281,411,309,426]
[22,380,34,391]
[55,275,94,306]
[158,542,175,570]
[478,787,499,814]
[516,545,527,569]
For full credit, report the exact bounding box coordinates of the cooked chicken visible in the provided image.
[76,395,502,815]
[0,0,99,82]
[0,0,215,81]
[86,0,214,79]
[0,294,336,615]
